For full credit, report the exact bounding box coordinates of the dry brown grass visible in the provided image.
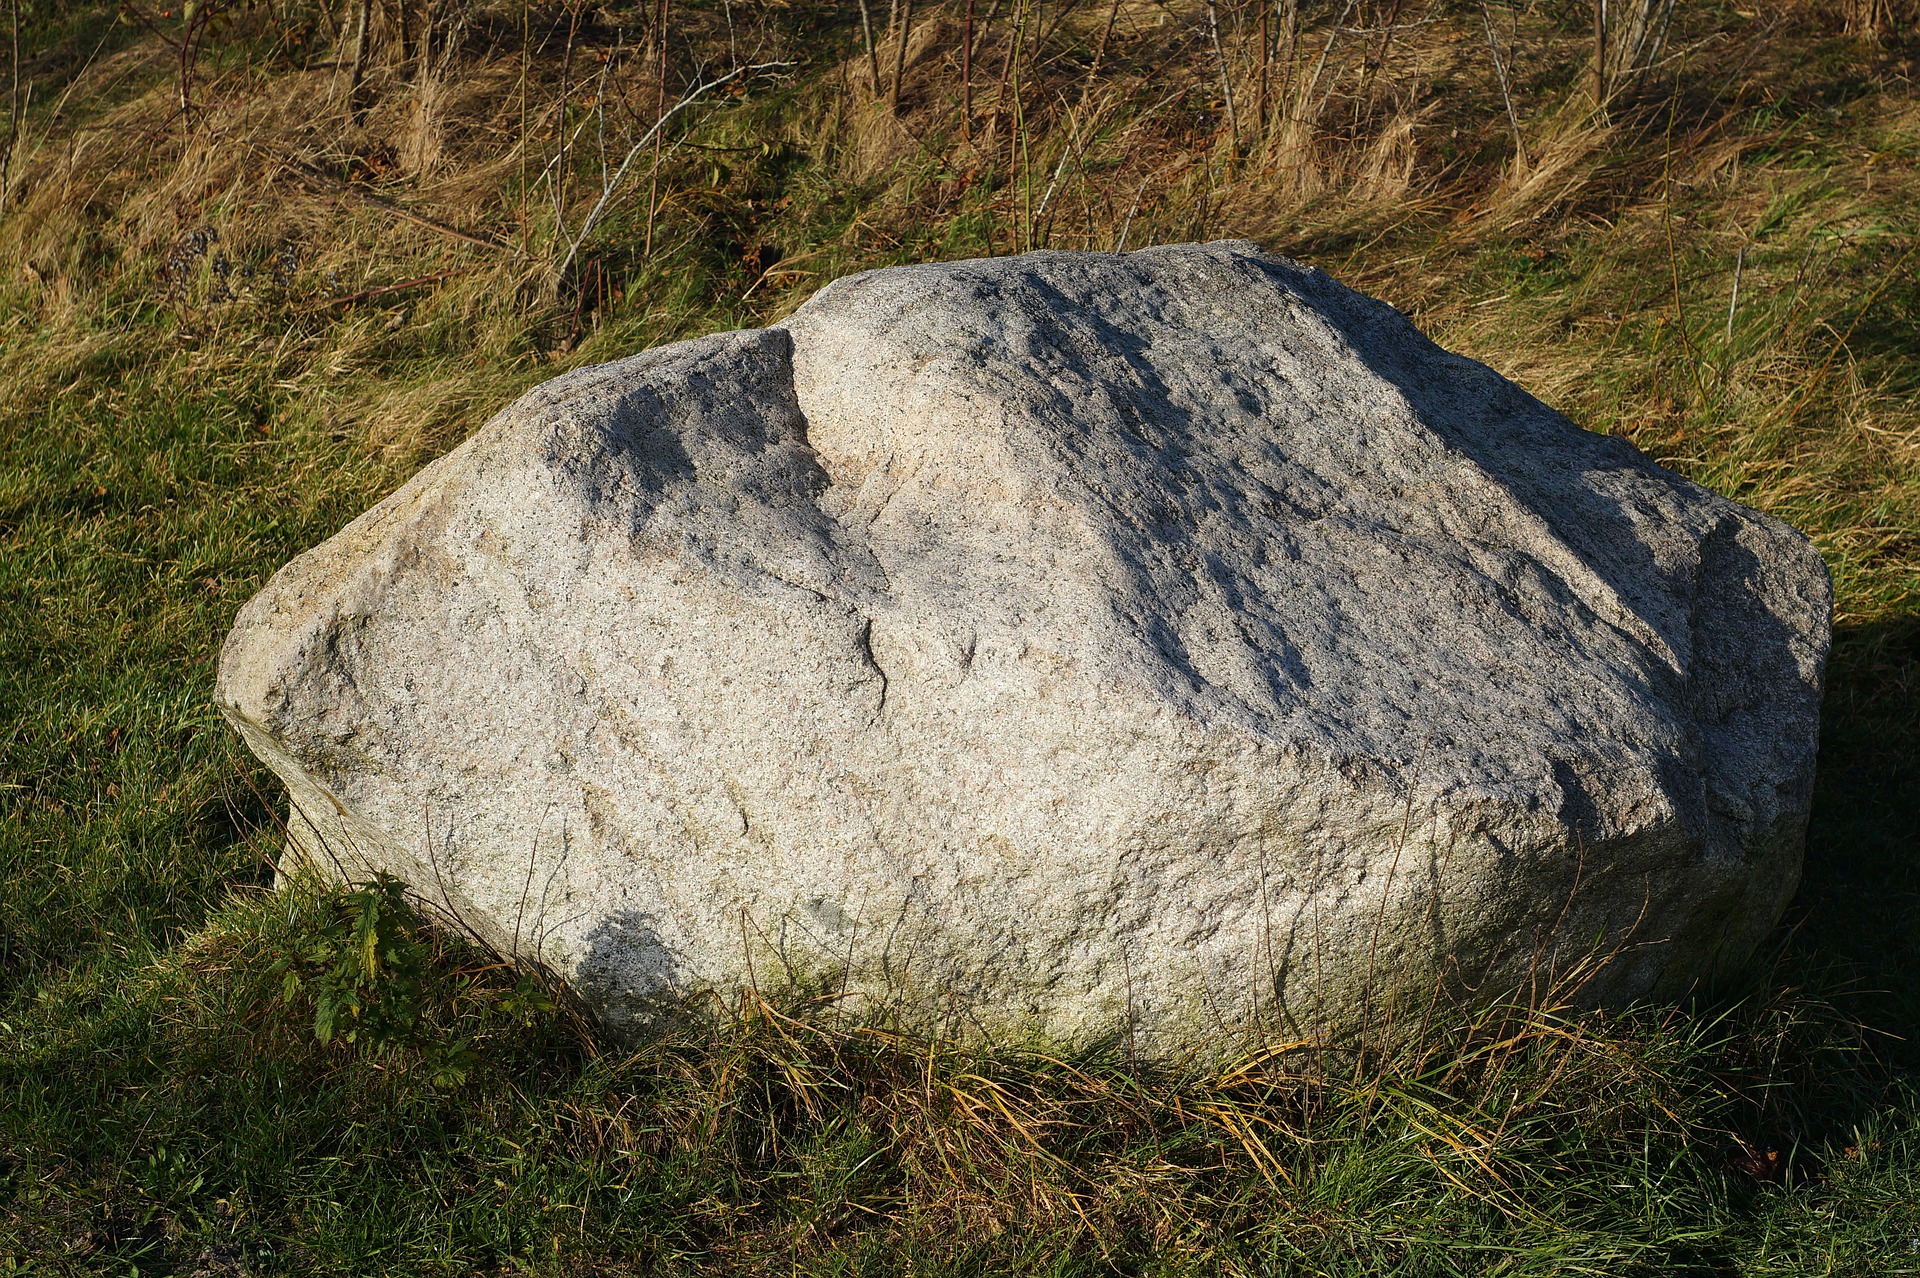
[3,1,1915,589]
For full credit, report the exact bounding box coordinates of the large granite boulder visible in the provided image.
[218,242,1831,1050]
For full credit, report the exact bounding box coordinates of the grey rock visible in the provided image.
[217,242,1832,1051]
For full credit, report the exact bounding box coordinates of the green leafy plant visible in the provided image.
[270,871,573,1090]
[275,873,431,1050]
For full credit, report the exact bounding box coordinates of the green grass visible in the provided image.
[2,0,1919,1272]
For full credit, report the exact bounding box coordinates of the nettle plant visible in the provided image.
[270,872,567,1087]
[274,873,431,1050]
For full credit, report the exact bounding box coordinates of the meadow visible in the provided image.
[1,0,1917,1271]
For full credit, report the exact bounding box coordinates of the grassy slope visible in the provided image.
[1,0,1917,1272]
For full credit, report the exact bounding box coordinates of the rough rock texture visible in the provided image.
[217,242,1832,1050]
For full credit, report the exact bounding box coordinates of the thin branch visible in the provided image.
[1295,0,1358,125]
[970,0,1005,72]
[1207,0,1239,150]
[1480,1,1527,170]
[555,1,584,227]
[857,0,882,93]
[1034,0,1086,52]
[1593,0,1608,108]
[1031,97,1082,241]
[1113,157,1190,253]
[890,0,917,110]
[962,0,974,136]
[294,267,471,311]
[1724,244,1745,347]
[282,157,517,251]
[644,0,670,255]
[1256,1,1269,141]
[555,60,792,287]
[1089,0,1121,83]
[1,0,19,220]
[346,0,374,119]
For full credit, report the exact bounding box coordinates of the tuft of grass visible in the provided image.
[5,865,1914,1274]
[1,0,1917,1271]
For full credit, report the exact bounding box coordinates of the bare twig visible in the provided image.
[1594,0,1678,108]
[890,0,917,109]
[1,0,18,220]
[590,34,621,197]
[346,0,374,118]
[1034,0,1086,53]
[292,267,471,311]
[1357,741,1427,1063]
[1275,0,1300,119]
[1113,158,1189,253]
[1593,0,1608,107]
[1031,97,1083,242]
[962,0,974,136]
[555,60,793,288]
[1090,0,1121,83]
[1256,1,1270,141]
[644,0,671,256]
[857,0,882,93]
[1657,75,1708,405]
[972,0,1006,72]
[517,3,530,212]
[992,0,1024,139]
[1296,0,1358,125]
[187,1,224,116]
[284,158,516,251]
[1480,1,1528,170]
[1206,0,1240,151]
[1358,0,1407,110]
[554,1,584,228]
[1724,244,1746,347]
[1011,0,1033,250]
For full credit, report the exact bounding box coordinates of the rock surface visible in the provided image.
[218,241,1832,1050]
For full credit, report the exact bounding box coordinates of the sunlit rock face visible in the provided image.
[217,242,1832,1051]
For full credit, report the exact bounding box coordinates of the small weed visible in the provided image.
[274,873,432,1050]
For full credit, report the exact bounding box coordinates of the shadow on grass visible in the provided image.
[1791,614,1920,1057]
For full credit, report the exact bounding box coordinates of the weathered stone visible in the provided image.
[217,241,1832,1050]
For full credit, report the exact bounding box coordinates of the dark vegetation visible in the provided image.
[1,0,1917,1270]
